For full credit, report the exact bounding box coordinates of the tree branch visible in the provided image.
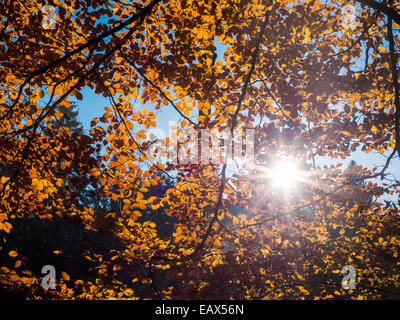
[356,0,400,25]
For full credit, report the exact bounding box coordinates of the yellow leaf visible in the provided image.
[124,288,133,296]
[212,259,221,268]
[304,27,311,42]
[1,222,12,233]
[197,115,206,122]
[391,139,396,149]
[8,250,18,258]
[61,271,70,281]
[214,239,221,246]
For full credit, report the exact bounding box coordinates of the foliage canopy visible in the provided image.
[1,0,400,299]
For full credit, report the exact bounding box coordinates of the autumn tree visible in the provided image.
[1,0,400,299]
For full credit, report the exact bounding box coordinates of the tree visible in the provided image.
[1,0,400,299]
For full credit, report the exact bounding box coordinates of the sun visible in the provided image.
[269,160,302,191]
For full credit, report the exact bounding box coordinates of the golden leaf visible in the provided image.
[8,250,18,258]
[61,271,70,281]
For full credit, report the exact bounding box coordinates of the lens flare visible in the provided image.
[269,161,302,190]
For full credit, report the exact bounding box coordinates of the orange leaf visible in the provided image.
[61,271,70,281]
[8,250,18,258]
